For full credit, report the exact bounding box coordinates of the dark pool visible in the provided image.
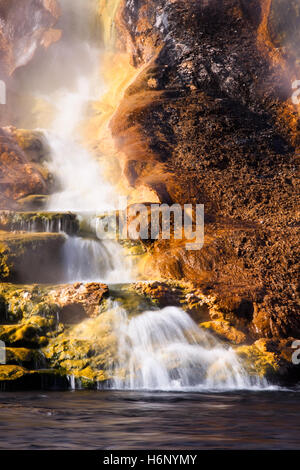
[0,389,299,449]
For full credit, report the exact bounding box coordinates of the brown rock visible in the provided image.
[0,230,66,283]
[0,0,60,78]
[111,0,300,344]
[0,128,50,209]
[200,320,247,345]
[49,283,109,322]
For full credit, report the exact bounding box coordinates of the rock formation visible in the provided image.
[0,0,60,80]
[0,0,299,388]
[111,0,300,342]
[0,0,60,208]
[0,128,52,209]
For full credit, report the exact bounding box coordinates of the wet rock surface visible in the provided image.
[0,0,60,208]
[0,231,66,283]
[111,0,300,344]
[0,282,111,389]
[0,280,298,389]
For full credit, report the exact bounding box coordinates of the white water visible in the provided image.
[28,0,131,284]
[41,68,131,283]
[62,237,133,283]
[107,304,268,391]
[10,213,78,235]
[17,1,271,391]
[44,75,118,213]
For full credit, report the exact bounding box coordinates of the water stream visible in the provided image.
[107,304,267,391]
[35,0,130,284]
[62,237,133,283]
[15,0,270,392]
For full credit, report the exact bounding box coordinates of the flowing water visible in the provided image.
[0,390,299,449]
[62,237,133,283]
[2,0,299,450]
[34,0,131,285]
[108,304,267,391]
[7,0,276,392]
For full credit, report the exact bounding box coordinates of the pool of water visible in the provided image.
[0,389,299,449]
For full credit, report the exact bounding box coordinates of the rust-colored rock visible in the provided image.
[0,0,60,79]
[49,283,109,322]
[111,0,300,342]
[200,320,247,345]
[0,127,50,209]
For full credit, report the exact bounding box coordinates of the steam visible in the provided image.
[44,70,117,212]
[12,0,120,212]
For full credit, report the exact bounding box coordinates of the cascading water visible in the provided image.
[103,303,267,391]
[62,237,133,283]
[44,75,118,213]
[24,0,131,284]
[12,0,271,391]
[4,213,79,235]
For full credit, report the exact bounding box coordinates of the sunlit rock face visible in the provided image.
[0,127,51,209]
[111,0,300,340]
[0,0,60,207]
[0,0,60,79]
[267,0,300,72]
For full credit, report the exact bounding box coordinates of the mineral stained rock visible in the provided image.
[0,0,60,208]
[111,0,300,341]
[0,128,51,210]
[0,282,110,389]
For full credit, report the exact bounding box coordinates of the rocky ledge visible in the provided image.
[109,0,300,350]
[0,282,110,389]
[0,231,66,283]
[0,281,298,390]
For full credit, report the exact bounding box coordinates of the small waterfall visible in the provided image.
[62,236,132,283]
[108,304,266,391]
[27,0,119,213]
[1,212,79,235]
[18,0,131,285]
[68,375,76,390]
[43,77,118,213]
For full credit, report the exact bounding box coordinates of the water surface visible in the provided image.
[0,390,299,449]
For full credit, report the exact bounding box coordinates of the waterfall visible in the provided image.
[105,303,267,391]
[24,0,131,284]
[44,128,118,213]
[9,1,272,391]
[17,0,119,213]
[62,237,132,283]
[43,46,117,213]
